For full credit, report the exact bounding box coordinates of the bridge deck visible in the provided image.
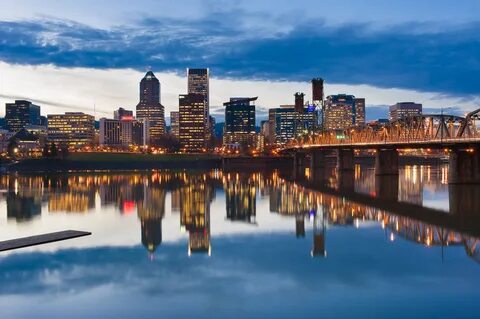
[0,230,91,252]
[286,137,480,151]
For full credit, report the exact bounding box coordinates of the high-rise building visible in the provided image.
[269,106,297,144]
[136,71,165,145]
[355,98,366,127]
[389,102,422,122]
[114,107,134,120]
[47,112,95,147]
[187,68,209,109]
[223,97,257,147]
[311,78,324,103]
[269,105,318,144]
[324,94,366,130]
[170,111,179,138]
[5,100,41,132]
[99,117,146,147]
[132,119,147,147]
[179,93,208,153]
[294,92,305,113]
[99,118,121,146]
[187,68,210,145]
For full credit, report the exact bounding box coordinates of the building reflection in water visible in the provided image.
[224,173,256,224]
[0,166,478,263]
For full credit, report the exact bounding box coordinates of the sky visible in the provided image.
[0,0,479,122]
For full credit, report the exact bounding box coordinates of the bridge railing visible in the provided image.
[288,113,480,149]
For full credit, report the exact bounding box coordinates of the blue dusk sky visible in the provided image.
[0,0,479,122]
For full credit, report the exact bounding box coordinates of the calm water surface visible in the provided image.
[0,164,479,318]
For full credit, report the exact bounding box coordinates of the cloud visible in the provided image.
[0,15,479,97]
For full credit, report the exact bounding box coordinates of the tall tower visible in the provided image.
[136,71,165,145]
[312,78,324,129]
[294,92,305,114]
[187,68,210,146]
[187,68,209,116]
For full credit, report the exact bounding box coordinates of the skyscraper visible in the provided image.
[179,93,208,153]
[136,71,165,145]
[355,98,366,127]
[5,100,41,132]
[187,68,209,110]
[187,68,210,144]
[223,97,257,147]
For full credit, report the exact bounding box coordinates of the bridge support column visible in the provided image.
[375,175,399,201]
[337,149,354,171]
[338,170,355,193]
[375,149,399,175]
[309,150,327,179]
[448,148,480,184]
[293,152,306,180]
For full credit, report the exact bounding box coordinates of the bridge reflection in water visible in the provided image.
[0,166,478,263]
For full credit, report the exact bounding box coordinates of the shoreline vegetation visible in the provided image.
[3,153,447,173]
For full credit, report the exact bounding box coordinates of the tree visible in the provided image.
[7,140,18,158]
[157,134,181,153]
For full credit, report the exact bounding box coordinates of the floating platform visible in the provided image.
[0,230,91,252]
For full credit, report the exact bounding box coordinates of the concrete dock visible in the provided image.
[0,230,91,252]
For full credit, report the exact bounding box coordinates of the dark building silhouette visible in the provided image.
[5,100,41,132]
[114,107,134,120]
[136,71,165,145]
[223,97,257,147]
[294,92,305,113]
[311,78,324,102]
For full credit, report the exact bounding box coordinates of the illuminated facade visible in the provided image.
[223,97,257,147]
[179,93,207,153]
[47,112,95,147]
[324,95,365,130]
[170,111,180,138]
[99,118,121,146]
[389,102,422,122]
[100,112,146,147]
[114,107,133,120]
[187,68,209,113]
[355,98,366,127]
[136,71,165,145]
[5,100,41,132]
[187,68,210,144]
[269,105,317,144]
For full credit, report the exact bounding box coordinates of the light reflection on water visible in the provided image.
[0,164,479,318]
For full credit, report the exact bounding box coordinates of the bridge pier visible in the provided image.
[309,150,327,179]
[375,175,399,201]
[337,149,354,171]
[293,152,307,180]
[338,170,355,193]
[375,149,399,175]
[448,148,480,184]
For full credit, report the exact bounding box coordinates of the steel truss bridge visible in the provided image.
[286,108,480,150]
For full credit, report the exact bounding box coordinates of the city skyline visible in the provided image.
[0,1,479,121]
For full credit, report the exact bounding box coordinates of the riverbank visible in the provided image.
[6,153,222,172]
